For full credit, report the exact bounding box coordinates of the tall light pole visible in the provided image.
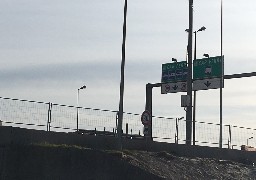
[186,0,194,145]
[77,85,86,132]
[219,0,223,148]
[118,0,127,150]
[193,26,206,145]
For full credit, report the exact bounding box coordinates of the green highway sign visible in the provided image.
[193,56,224,80]
[162,61,188,83]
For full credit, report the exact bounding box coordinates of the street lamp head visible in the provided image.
[79,85,86,90]
[178,117,184,120]
[198,26,206,32]
[172,58,177,62]
[203,54,210,58]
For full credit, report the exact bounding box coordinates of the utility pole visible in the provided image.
[117,0,128,150]
[186,0,193,145]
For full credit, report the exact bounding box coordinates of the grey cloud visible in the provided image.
[0,60,162,85]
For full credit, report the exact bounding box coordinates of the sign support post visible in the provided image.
[145,83,153,140]
[186,0,193,145]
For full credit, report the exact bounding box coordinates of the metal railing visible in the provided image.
[0,96,255,149]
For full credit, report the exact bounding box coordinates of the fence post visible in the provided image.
[228,125,232,149]
[126,123,128,138]
[175,118,179,144]
[47,102,52,132]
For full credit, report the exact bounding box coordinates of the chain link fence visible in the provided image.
[0,97,255,149]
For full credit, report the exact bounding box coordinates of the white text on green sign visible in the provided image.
[162,61,188,83]
[193,56,224,80]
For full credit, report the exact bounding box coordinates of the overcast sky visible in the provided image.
[0,0,256,128]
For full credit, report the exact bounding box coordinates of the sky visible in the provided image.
[1,0,256,128]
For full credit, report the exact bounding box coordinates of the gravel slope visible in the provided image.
[122,150,256,179]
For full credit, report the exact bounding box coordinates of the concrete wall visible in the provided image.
[0,126,256,164]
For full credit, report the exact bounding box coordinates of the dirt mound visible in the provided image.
[0,144,256,179]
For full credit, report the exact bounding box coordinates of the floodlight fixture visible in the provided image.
[172,58,177,62]
[203,54,210,58]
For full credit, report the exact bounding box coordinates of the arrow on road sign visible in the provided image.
[204,81,211,87]
[172,85,178,90]
[193,78,224,91]
[161,82,187,94]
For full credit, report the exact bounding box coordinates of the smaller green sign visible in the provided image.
[162,61,188,83]
[193,56,224,80]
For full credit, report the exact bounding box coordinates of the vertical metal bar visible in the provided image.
[219,0,223,148]
[47,103,50,131]
[228,125,231,149]
[49,103,52,132]
[118,0,128,150]
[193,91,196,145]
[175,118,178,144]
[193,31,197,146]
[126,123,128,138]
[186,0,194,145]
[77,89,79,132]
[116,112,118,130]
[47,102,52,132]
[194,32,197,60]
[145,84,153,140]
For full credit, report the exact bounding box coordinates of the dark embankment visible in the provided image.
[0,144,162,180]
[1,143,256,179]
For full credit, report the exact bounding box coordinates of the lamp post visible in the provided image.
[247,137,253,146]
[77,85,86,132]
[192,26,206,146]
[186,26,206,145]
[175,117,184,144]
[194,27,206,60]
[219,0,224,149]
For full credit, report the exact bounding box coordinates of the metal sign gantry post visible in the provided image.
[145,83,161,140]
[186,0,194,145]
[145,71,256,142]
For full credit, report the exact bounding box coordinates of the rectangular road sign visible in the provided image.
[161,82,187,94]
[193,78,224,91]
[162,61,188,83]
[193,56,224,80]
